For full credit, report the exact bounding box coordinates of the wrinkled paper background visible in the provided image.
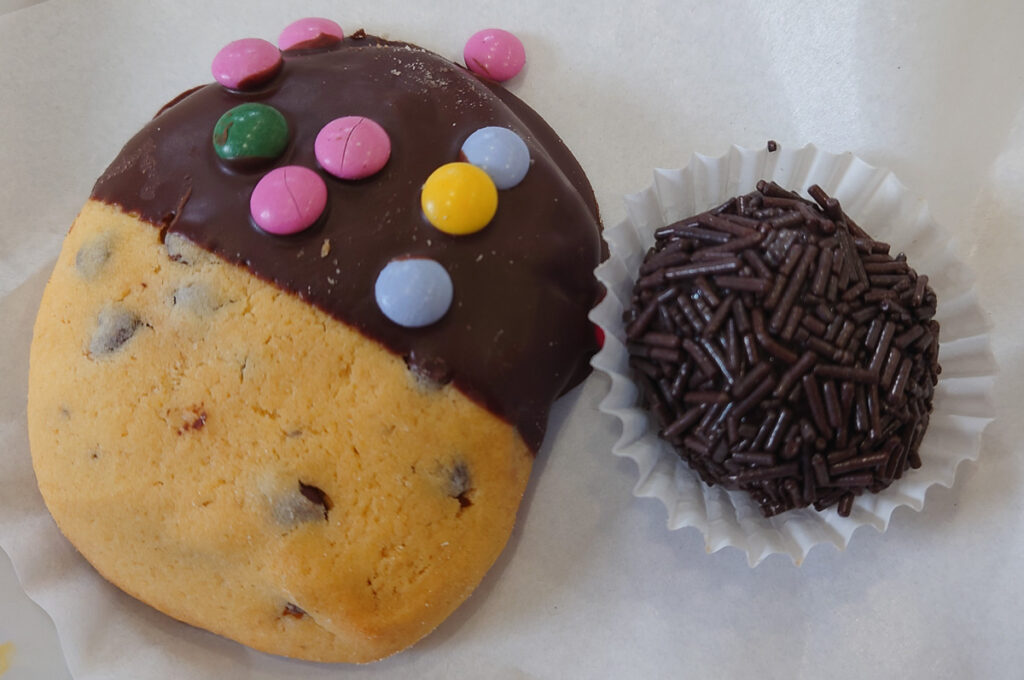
[1,1,1021,678]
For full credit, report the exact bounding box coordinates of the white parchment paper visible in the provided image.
[2,1,1023,679]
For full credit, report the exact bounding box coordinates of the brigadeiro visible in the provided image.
[624,180,940,518]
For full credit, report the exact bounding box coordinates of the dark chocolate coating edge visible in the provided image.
[90,33,602,452]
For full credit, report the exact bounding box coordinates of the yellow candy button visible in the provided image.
[421,162,498,235]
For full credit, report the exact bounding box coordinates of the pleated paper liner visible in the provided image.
[590,144,995,566]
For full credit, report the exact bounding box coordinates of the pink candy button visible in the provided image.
[463,29,525,82]
[278,17,344,51]
[211,38,282,90]
[250,166,327,235]
[315,116,391,180]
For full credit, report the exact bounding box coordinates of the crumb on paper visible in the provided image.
[0,642,13,676]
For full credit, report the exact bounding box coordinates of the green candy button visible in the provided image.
[212,103,289,163]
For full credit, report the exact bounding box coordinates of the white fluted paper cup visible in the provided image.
[589,143,996,566]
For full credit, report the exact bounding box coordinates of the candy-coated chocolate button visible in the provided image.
[250,166,327,235]
[375,258,454,328]
[212,103,289,164]
[463,29,525,82]
[460,126,530,189]
[421,162,498,235]
[211,38,282,90]
[278,17,344,51]
[315,116,391,180]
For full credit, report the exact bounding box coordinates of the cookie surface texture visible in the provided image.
[30,201,531,662]
[28,32,601,663]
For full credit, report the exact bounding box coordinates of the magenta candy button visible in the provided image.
[211,38,282,90]
[278,17,344,51]
[315,116,391,180]
[463,29,525,82]
[250,166,327,235]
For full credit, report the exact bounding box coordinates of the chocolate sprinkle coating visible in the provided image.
[90,33,603,452]
[626,182,940,517]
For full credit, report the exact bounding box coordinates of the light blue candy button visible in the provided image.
[375,258,454,328]
[460,126,530,190]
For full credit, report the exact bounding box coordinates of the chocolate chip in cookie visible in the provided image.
[88,304,142,356]
[273,482,332,525]
[75,235,113,279]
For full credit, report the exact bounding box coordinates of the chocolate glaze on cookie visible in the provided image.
[91,33,602,451]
